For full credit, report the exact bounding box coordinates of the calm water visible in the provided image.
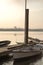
[0,31,43,65]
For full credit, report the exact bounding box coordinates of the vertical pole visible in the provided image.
[24,0,29,44]
[25,0,27,9]
[25,9,29,44]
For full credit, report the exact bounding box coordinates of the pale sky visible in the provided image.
[0,0,43,29]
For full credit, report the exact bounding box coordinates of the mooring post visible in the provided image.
[24,0,29,44]
[24,9,29,44]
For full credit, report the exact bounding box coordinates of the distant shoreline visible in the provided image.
[0,29,43,32]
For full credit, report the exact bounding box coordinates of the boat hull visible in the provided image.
[0,40,11,47]
[13,50,41,59]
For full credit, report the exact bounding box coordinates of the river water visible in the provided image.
[0,31,43,65]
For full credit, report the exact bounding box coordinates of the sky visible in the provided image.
[0,0,43,29]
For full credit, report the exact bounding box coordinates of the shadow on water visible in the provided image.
[13,54,42,65]
[0,55,13,65]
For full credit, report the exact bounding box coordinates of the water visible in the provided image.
[0,31,43,65]
[0,31,24,45]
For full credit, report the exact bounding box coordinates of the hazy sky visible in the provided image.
[0,0,43,28]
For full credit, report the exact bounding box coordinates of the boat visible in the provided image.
[12,40,42,60]
[11,0,42,60]
[0,40,11,47]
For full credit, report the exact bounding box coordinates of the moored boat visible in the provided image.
[12,44,41,60]
[0,40,11,47]
[11,0,42,60]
